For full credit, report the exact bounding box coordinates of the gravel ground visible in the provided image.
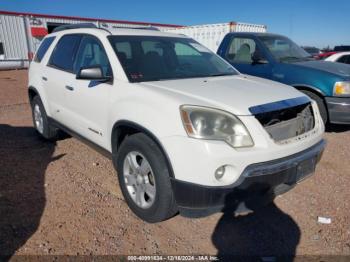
[0,70,349,258]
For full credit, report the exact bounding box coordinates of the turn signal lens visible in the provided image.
[333,82,350,96]
[215,166,226,180]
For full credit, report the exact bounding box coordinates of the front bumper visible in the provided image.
[171,139,326,217]
[326,97,350,124]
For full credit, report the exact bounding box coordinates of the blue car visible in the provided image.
[217,33,350,124]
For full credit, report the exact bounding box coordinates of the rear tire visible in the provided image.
[31,96,58,140]
[114,133,178,223]
[300,90,328,124]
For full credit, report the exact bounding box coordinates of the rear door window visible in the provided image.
[48,34,82,72]
[34,36,56,63]
[226,37,257,63]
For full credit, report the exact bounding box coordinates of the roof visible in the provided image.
[228,32,282,37]
[48,27,188,39]
[0,9,182,28]
[107,28,188,37]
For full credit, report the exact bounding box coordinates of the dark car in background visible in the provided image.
[334,46,350,52]
[217,33,350,125]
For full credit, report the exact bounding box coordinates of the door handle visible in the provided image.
[65,85,74,91]
[42,76,48,81]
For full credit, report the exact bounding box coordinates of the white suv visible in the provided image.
[28,24,325,222]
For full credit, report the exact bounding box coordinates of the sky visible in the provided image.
[0,0,349,48]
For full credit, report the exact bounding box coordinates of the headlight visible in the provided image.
[180,105,254,148]
[333,81,350,96]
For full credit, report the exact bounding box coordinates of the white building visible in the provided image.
[0,10,181,69]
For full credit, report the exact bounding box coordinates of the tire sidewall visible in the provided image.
[301,90,328,124]
[114,133,176,222]
[31,96,49,138]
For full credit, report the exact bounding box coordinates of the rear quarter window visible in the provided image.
[48,34,82,72]
[34,37,56,63]
[338,55,350,64]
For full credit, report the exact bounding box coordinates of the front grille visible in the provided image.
[250,98,315,142]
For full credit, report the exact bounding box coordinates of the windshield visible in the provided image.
[108,35,238,82]
[258,35,312,62]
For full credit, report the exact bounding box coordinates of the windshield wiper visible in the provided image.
[279,56,313,62]
[282,56,316,63]
[209,73,235,77]
[279,56,302,61]
[137,73,235,82]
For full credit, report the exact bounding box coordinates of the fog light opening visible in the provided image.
[215,165,226,180]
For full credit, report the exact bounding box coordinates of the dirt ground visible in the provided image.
[0,69,349,258]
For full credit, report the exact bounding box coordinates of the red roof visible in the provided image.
[0,10,182,28]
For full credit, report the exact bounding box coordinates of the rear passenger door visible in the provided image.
[224,36,272,79]
[44,34,82,126]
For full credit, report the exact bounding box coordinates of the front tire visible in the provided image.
[31,96,58,140]
[301,90,328,124]
[114,133,178,223]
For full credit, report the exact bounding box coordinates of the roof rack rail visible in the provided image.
[110,25,160,31]
[52,23,160,34]
[52,23,97,32]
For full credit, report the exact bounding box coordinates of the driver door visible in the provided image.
[64,35,113,147]
[224,36,272,79]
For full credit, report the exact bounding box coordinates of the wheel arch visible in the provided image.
[28,85,52,117]
[292,84,326,98]
[292,84,328,109]
[28,86,39,102]
[293,84,329,122]
[111,120,175,178]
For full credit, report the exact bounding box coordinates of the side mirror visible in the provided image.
[252,52,268,65]
[76,66,111,81]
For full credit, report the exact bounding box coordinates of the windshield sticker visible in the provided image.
[130,73,144,79]
[190,43,211,53]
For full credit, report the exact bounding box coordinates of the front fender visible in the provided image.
[274,63,338,97]
[106,95,186,152]
[28,64,52,117]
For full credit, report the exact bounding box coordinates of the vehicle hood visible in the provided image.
[140,74,305,115]
[293,60,350,78]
